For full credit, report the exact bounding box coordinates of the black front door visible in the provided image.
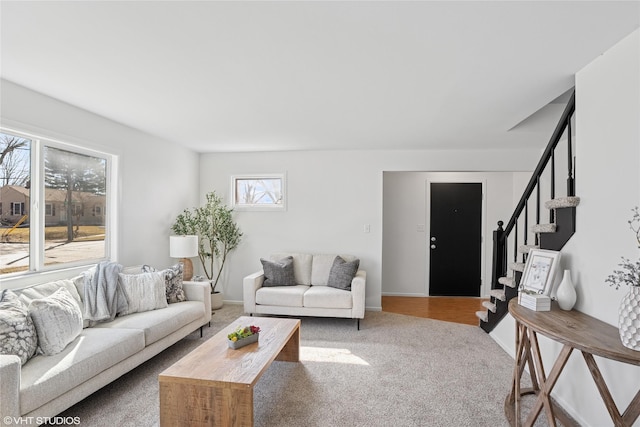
[429,183,482,296]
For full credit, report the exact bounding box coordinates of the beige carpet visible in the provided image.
[55,305,523,427]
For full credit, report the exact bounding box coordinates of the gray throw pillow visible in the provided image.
[261,256,297,287]
[327,256,360,291]
[0,290,37,365]
[29,287,83,356]
[143,263,186,303]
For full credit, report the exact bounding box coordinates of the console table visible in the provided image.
[506,299,640,427]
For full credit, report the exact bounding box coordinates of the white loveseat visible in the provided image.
[243,253,366,329]
[0,266,211,425]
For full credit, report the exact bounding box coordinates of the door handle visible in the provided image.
[431,244,436,249]
[431,237,436,242]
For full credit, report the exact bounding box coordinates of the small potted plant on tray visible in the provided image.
[227,325,261,350]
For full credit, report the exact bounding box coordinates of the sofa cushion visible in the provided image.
[256,285,309,307]
[311,254,358,286]
[20,327,145,415]
[28,287,84,356]
[261,256,296,286]
[270,253,313,285]
[117,272,169,315]
[0,290,37,365]
[94,301,203,345]
[303,286,353,309]
[327,256,360,291]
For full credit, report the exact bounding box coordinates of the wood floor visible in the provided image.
[382,296,488,326]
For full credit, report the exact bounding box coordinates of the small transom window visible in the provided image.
[231,174,286,211]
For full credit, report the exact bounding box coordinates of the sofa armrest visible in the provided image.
[243,271,265,314]
[182,281,212,324]
[0,355,21,421]
[351,269,367,319]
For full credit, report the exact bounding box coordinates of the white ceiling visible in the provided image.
[1,1,639,153]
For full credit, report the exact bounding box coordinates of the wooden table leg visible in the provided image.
[507,322,541,427]
[623,389,640,426]
[160,381,253,426]
[582,351,640,427]
[524,344,573,427]
[275,325,299,362]
[512,322,524,427]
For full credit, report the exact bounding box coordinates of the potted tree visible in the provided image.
[172,191,242,310]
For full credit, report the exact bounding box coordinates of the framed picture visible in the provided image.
[520,249,561,296]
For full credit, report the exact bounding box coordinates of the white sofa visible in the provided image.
[0,267,211,425]
[243,253,366,329]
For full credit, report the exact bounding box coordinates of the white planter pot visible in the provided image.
[619,286,640,351]
[211,292,224,311]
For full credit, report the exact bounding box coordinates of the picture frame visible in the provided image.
[519,249,561,296]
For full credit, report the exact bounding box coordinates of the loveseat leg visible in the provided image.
[200,326,203,338]
[357,319,360,330]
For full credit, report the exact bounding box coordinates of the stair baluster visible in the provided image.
[567,119,574,196]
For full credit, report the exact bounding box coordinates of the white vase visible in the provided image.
[556,269,577,311]
[619,286,640,351]
[211,292,224,311]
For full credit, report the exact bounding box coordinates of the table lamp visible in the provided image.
[169,235,199,281]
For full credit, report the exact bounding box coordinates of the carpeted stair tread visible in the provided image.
[544,196,581,210]
[475,310,488,322]
[531,223,556,233]
[490,289,506,301]
[508,262,525,272]
[482,301,496,313]
[518,244,539,255]
[498,276,516,288]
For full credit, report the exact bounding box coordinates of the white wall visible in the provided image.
[1,80,200,287]
[382,171,524,297]
[491,29,640,426]
[200,149,540,309]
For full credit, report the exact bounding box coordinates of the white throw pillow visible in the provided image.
[29,287,83,356]
[118,272,169,316]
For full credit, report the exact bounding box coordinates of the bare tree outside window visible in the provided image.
[236,178,282,205]
[0,133,30,187]
[0,132,31,274]
[44,146,106,252]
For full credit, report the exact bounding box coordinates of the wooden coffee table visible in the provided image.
[159,316,300,426]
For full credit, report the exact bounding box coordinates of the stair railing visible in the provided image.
[491,91,576,290]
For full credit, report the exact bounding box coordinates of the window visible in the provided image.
[231,174,286,211]
[11,202,25,215]
[0,129,114,277]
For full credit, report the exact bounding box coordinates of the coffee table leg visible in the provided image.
[160,381,253,427]
[275,325,300,362]
[216,386,254,426]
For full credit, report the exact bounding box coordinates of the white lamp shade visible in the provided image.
[170,235,199,258]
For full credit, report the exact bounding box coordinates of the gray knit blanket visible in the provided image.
[83,261,128,322]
